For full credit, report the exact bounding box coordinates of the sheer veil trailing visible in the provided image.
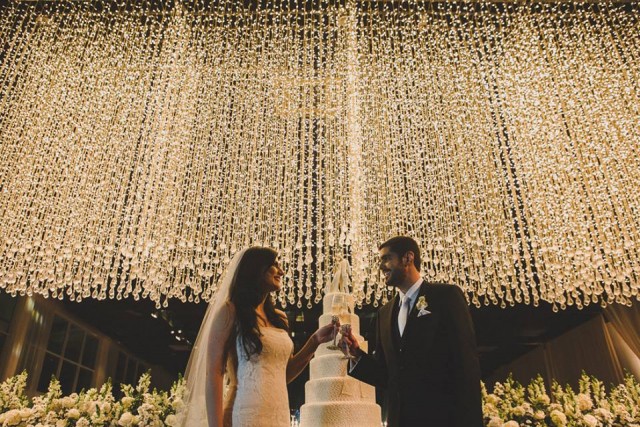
[178,249,247,427]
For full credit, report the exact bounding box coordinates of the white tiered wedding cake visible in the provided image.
[299,261,382,427]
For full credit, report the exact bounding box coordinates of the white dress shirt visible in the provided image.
[349,277,424,370]
[397,278,424,314]
[397,278,423,336]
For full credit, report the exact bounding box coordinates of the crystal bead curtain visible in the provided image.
[0,0,638,310]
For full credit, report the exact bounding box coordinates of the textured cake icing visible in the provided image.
[299,291,382,427]
[301,402,381,427]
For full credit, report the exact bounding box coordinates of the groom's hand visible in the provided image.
[340,328,362,358]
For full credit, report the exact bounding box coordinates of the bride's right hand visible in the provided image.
[312,322,340,347]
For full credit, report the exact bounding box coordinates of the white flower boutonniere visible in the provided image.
[416,296,428,310]
[416,296,431,317]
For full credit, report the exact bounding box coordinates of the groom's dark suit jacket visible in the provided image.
[349,282,483,427]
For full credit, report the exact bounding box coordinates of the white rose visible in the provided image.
[76,417,90,427]
[11,409,24,425]
[0,413,6,424]
[165,414,178,427]
[594,407,613,422]
[62,397,75,409]
[534,410,546,420]
[484,403,499,416]
[49,399,62,412]
[19,408,32,418]
[118,412,134,426]
[488,417,503,427]
[583,414,598,427]
[86,403,97,416]
[30,404,45,417]
[171,398,185,412]
[101,402,112,413]
[576,393,594,412]
[137,402,153,416]
[513,405,526,416]
[486,394,501,405]
[503,421,519,427]
[91,410,108,424]
[4,409,20,426]
[56,420,66,427]
[122,397,135,409]
[66,408,81,419]
[536,395,551,405]
[550,409,567,427]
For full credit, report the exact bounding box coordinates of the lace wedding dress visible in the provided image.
[181,250,294,427]
[224,327,294,427]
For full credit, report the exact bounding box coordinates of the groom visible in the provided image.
[342,236,483,427]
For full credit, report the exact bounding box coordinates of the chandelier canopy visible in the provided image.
[0,0,638,310]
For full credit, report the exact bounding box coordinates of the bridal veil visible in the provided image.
[178,249,247,427]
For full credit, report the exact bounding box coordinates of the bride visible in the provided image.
[180,247,337,427]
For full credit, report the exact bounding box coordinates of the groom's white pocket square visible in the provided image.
[417,308,431,317]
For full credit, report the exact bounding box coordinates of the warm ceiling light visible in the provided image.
[0,0,638,311]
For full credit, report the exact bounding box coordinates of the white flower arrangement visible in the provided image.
[0,371,29,414]
[1,371,638,426]
[550,409,568,426]
[481,372,640,427]
[0,371,185,427]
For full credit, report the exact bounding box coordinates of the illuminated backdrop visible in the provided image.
[0,0,638,310]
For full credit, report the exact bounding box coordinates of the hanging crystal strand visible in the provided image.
[0,1,639,309]
[340,0,366,306]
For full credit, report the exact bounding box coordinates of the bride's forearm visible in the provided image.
[205,370,225,427]
[286,334,319,383]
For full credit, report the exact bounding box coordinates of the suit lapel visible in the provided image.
[391,295,401,349]
[380,294,400,359]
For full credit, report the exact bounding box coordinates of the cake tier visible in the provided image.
[300,402,381,427]
[319,312,360,331]
[305,376,376,403]
[315,337,367,357]
[309,353,348,379]
[322,292,355,313]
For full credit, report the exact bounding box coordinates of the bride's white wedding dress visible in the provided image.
[181,250,294,427]
[224,327,294,427]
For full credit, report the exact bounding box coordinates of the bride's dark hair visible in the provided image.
[229,247,289,359]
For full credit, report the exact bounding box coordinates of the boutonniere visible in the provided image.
[416,296,431,317]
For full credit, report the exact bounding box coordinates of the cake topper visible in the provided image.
[327,257,351,294]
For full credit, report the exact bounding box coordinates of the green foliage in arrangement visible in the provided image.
[482,372,640,427]
[0,371,185,427]
[0,371,638,426]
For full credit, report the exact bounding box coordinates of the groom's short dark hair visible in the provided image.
[379,236,421,271]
